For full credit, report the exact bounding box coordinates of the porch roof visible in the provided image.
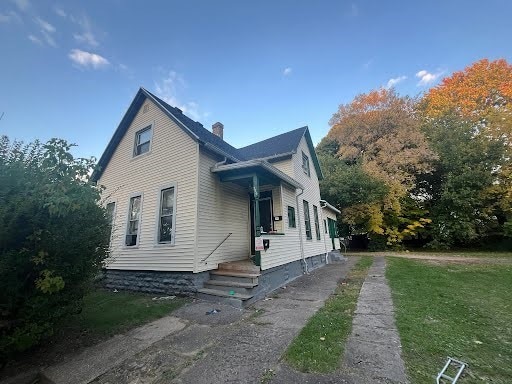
[320,200,341,214]
[211,159,304,190]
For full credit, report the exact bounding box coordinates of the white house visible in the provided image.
[92,87,341,306]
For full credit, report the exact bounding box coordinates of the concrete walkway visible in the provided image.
[32,258,357,384]
[342,257,408,383]
[270,257,408,384]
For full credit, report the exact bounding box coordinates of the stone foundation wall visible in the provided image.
[103,270,210,296]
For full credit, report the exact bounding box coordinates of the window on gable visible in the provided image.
[134,126,152,156]
[302,151,310,176]
[158,187,176,244]
[313,205,321,240]
[126,195,141,246]
[303,200,312,240]
[287,206,296,228]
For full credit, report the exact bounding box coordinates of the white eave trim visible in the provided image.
[212,159,304,190]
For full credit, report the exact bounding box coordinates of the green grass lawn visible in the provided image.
[284,256,373,373]
[76,289,188,335]
[387,258,512,383]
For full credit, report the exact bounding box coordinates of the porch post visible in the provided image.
[252,174,261,267]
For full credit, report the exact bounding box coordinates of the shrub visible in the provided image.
[0,136,110,363]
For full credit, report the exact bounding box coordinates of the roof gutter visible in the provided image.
[320,199,341,214]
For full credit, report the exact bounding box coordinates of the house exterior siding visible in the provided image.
[322,207,341,250]
[98,99,199,271]
[195,149,251,272]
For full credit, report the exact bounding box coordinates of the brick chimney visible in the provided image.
[212,122,224,140]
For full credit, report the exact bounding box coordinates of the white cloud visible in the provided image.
[283,67,292,76]
[415,69,443,86]
[11,0,29,12]
[41,30,57,47]
[154,70,202,121]
[0,11,21,23]
[34,17,55,33]
[28,34,42,45]
[386,75,407,89]
[54,7,66,18]
[73,16,99,47]
[68,49,110,69]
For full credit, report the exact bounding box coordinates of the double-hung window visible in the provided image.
[106,202,116,242]
[302,151,310,176]
[126,196,141,246]
[287,206,296,228]
[158,187,176,244]
[303,200,312,240]
[134,126,152,156]
[313,205,321,240]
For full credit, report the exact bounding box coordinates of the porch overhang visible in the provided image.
[320,199,341,214]
[211,159,303,190]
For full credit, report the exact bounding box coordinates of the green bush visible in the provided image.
[0,136,110,363]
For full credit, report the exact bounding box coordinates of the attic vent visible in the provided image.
[142,104,149,114]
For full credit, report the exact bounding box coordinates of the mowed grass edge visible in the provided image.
[387,257,512,383]
[283,256,373,373]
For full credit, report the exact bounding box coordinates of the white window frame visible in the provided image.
[313,205,321,241]
[287,205,296,228]
[124,193,143,248]
[133,124,153,157]
[302,151,310,177]
[303,200,312,240]
[106,201,117,245]
[155,183,177,246]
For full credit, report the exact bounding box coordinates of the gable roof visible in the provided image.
[92,87,323,182]
[238,126,323,180]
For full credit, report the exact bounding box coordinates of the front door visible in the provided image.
[328,218,337,250]
[249,191,273,255]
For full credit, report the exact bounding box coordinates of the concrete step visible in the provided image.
[197,288,253,300]
[210,270,260,278]
[203,282,255,295]
[205,279,258,289]
[218,260,260,274]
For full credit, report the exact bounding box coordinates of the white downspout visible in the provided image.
[296,188,309,274]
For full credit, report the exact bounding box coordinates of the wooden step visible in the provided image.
[205,279,258,289]
[197,288,253,300]
[218,260,260,274]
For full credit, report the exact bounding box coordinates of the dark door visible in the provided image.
[249,191,273,255]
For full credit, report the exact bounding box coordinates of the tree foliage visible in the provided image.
[0,136,110,362]
[324,89,435,245]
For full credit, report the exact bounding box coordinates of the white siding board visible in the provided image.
[99,99,198,271]
[195,150,250,272]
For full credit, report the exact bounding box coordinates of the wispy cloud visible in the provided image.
[54,7,66,18]
[362,59,373,70]
[28,34,42,45]
[68,49,110,69]
[34,17,56,33]
[11,0,30,12]
[0,11,21,23]
[415,70,443,86]
[73,15,99,47]
[154,70,203,121]
[283,67,292,76]
[386,75,407,89]
[347,3,359,17]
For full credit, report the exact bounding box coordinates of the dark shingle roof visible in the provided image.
[92,87,323,181]
[238,126,308,160]
[146,90,244,161]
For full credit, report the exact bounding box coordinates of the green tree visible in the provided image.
[421,114,507,247]
[0,136,110,362]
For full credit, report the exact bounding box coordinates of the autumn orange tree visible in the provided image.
[322,88,436,246]
[422,58,512,246]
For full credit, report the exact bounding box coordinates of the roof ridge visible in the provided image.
[237,126,307,150]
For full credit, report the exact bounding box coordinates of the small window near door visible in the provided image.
[287,206,296,228]
[302,151,310,176]
[303,200,312,240]
[324,219,328,233]
[313,205,321,240]
[134,125,152,156]
[126,195,141,246]
[158,187,176,244]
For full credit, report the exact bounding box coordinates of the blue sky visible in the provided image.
[1,0,511,159]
